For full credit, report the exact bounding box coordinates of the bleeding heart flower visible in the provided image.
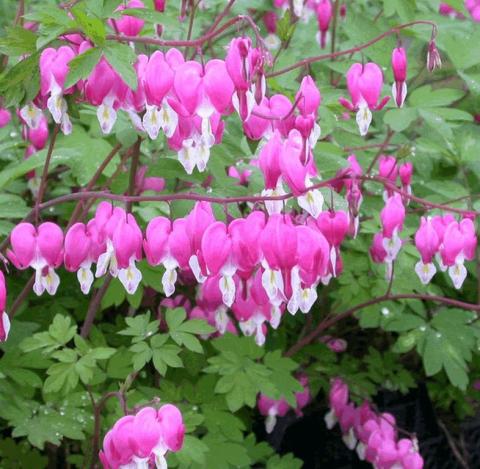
[339,62,390,136]
[0,271,10,342]
[8,222,63,296]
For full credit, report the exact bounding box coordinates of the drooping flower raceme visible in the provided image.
[439,217,477,289]
[225,37,266,122]
[99,404,184,469]
[325,378,424,469]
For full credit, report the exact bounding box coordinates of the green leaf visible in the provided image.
[421,330,443,376]
[119,312,160,342]
[71,6,106,45]
[103,42,138,90]
[177,319,216,335]
[383,313,426,332]
[130,341,153,371]
[170,331,204,353]
[88,347,116,360]
[152,349,167,375]
[443,351,469,391]
[0,26,37,56]
[0,194,30,219]
[383,108,418,132]
[267,453,303,469]
[0,52,40,107]
[166,307,187,331]
[175,435,208,466]
[0,438,48,468]
[383,0,416,22]
[49,315,77,345]
[118,8,166,23]
[442,29,480,70]
[64,47,103,89]
[161,345,183,368]
[44,362,79,394]
[277,10,295,43]
[409,86,465,108]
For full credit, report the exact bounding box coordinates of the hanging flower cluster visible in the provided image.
[439,1,480,21]
[370,155,411,277]
[3,144,477,344]
[414,215,477,288]
[18,13,415,181]
[22,31,273,175]
[325,378,424,469]
[99,404,185,469]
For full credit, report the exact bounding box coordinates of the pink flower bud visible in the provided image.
[154,0,166,12]
[316,0,332,48]
[263,11,278,34]
[391,47,407,82]
[0,108,11,128]
[378,155,398,182]
[258,130,283,190]
[399,162,413,187]
[380,194,405,238]
[391,47,408,107]
[370,232,388,264]
[296,75,321,117]
[112,0,145,37]
[0,272,9,342]
[427,40,442,72]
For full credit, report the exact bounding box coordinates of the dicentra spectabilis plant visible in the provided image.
[0,0,479,467]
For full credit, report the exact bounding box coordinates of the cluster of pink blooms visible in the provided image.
[338,46,408,136]
[439,1,480,21]
[99,404,184,469]
[325,378,424,469]
[5,196,352,345]
[257,374,311,433]
[414,215,477,288]
[4,145,477,344]
[366,154,478,290]
[24,16,275,175]
[370,156,411,278]
[12,1,412,181]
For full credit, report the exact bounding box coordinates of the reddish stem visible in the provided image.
[286,293,480,356]
[267,20,437,78]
